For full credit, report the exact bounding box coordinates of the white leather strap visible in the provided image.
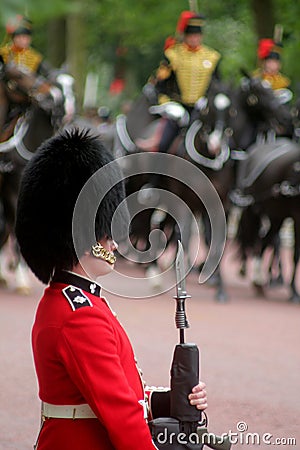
[138,399,149,419]
[42,402,97,419]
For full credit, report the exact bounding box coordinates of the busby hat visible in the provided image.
[15,128,129,284]
[176,11,205,35]
[257,38,282,60]
[184,15,205,34]
[6,15,32,36]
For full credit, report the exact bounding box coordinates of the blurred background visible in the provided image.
[1,0,299,116]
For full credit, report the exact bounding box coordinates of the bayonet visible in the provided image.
[175,240,187,298]
[174,241,191,343]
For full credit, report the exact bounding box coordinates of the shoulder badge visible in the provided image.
[62,285,93,311]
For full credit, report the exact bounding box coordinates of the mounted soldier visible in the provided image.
[253,38,291,92]
[135,10,223,196]
[0,15,68,141]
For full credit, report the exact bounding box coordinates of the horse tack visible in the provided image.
[185,119,230,170]
[237,138,300,190]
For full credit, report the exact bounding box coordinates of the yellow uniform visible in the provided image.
[253,68,290,90]
[0,43,42,73]
[157,42,221,107]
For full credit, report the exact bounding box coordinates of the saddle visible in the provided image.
[237,138,300,190]
[116,100,188,157]
[231,137,300,205]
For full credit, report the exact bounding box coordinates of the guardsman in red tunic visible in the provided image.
[15,128,207,450]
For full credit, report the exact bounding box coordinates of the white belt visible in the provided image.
[42,402,97,419]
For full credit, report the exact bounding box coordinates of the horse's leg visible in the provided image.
[201,209,228,302]
[144,208,170,289]
[261,216,283,286]
[0,203,8,286]
[252,217,284,296]
[0,248,8,287]
[0,184,11,287]
[251,254,266,296]
[236,206,259,280]
[268,232,284,287]
[289,216,300,303]
[236,206,269,296]
[3,173,32,295]
[270,217,294,287]
[10,237,32,295]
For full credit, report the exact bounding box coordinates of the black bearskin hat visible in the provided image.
[15,127,129,284]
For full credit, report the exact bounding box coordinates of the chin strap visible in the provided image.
[91,243,116,265]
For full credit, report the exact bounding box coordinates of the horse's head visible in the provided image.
[185,80,232,168]
[199,81,232,156]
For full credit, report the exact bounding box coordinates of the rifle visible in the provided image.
[149,241,231,450]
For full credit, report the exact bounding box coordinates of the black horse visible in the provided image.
[115,74,296,301]
[234,137,300,302]
[114,80,235,299]
[0,68,75,292]
[228,71,294,152]
[155,75,293,299]
[228,75,300,301]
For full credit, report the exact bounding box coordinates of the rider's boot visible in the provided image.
[138,119,178,205]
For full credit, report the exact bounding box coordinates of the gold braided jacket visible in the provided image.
[252,68,291,90]
[157,43,221,106]
[0,44,42,73]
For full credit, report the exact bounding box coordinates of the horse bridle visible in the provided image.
[115,114,137,153]
[0,113,32,160]
[185,119,230,170]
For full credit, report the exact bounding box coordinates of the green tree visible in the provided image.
[1,0,300,110]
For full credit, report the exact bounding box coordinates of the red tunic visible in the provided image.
[32,271,157,450]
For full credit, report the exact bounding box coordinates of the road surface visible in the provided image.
[0,242,299,449]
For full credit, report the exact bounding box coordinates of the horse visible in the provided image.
[114,80,236,300]
[0,66,75,293]
[228,71,294,153]
[228,74,300,301]
[116,72,295,294]
[233,136,300,302]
